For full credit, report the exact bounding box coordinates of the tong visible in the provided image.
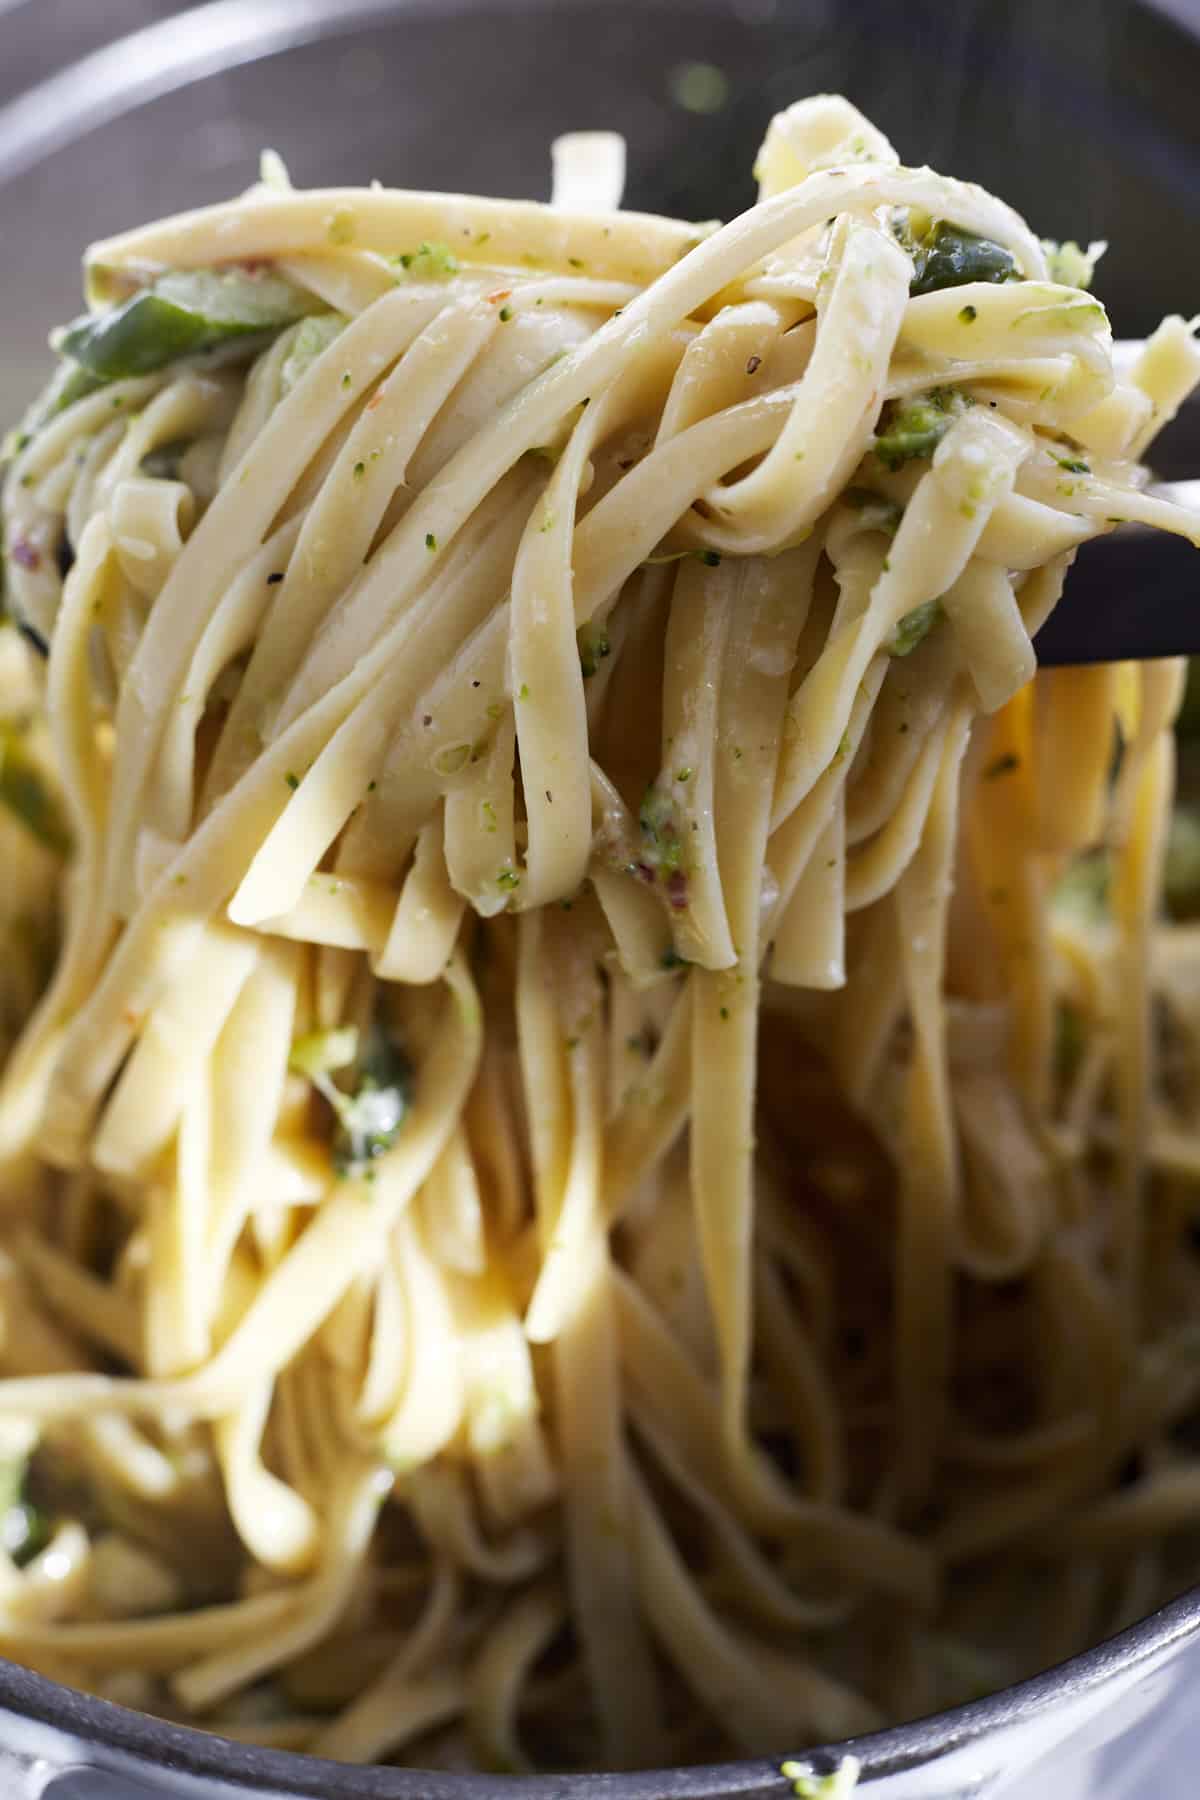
[1032,341,1198,668]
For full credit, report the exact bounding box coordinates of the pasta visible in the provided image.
[1,93,1199,1771]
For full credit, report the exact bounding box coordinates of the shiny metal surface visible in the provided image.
[0,2,1199,1793]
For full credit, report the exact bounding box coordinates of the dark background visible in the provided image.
[1,0,1199,420]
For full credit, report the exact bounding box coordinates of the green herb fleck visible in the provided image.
[496,866,521,892]
[395,241,459,280]
[297,1017,412,1178]
[284,771,300,790]
[425,532,438,551]
[578,622,612,678]
[498,305,513,322]
[983,751,1020,780]
[638,783,689,907]
[780,1756,861,1799]
[958,303,978,324]
[900,217,1019,296]
[0,1451,50,1570]
[889,598,944,657]
[873,388,970,471]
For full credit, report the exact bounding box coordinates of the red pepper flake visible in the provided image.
[9,536,40,571]
[486,288,513,305]
[365,389,386,412]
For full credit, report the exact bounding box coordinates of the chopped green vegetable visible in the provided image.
[496,866,521,892]
[637,784,689,910]
[292,1017,412,1178]
[2,1500,49,1567]
[639,784,684,875]
[873,388,969,471]
[1041,238,1104,290]
[394,241,459,280]
[279,312,346,395]
[0,1453,49,1570]
[888,598,943,657]
[898,217,1018,296]
[0,724,70,854]
[578,622,612,678]
[780,1755,860,1799]
[53,268,318,383]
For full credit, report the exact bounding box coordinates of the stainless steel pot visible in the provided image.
[1,2,1198,1792]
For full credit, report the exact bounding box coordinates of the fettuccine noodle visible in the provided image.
[0,94,1199,1771]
